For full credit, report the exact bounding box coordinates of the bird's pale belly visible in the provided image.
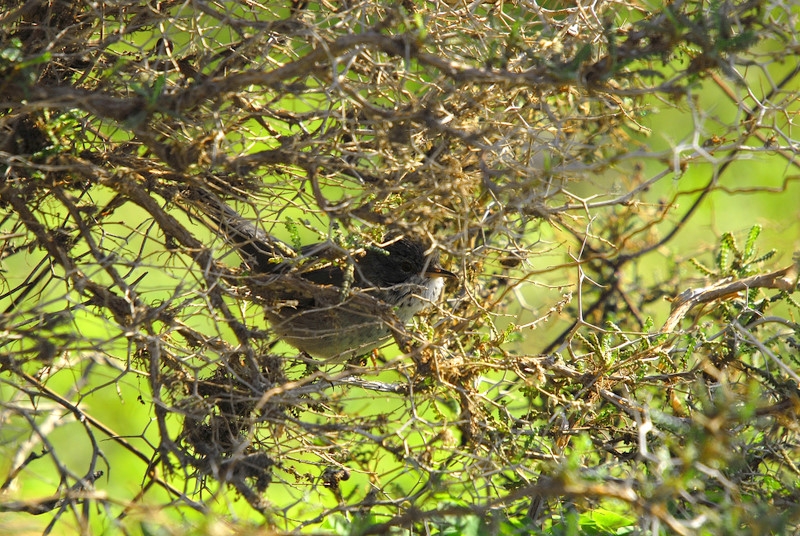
[265,278,445,361]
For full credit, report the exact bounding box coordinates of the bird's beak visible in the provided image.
[425,266,458,280]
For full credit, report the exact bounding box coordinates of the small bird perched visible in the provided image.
[188,192,456,361]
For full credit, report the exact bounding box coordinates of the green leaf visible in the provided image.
[743,224,761,260]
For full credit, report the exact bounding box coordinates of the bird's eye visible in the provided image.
[400,261,415,273]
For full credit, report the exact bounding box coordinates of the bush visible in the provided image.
[1,1,798,534]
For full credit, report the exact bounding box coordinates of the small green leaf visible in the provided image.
[149,74,167,106]
[744,224,761,260]
[717,232,734,272]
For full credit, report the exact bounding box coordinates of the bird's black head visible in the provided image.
[358,238,455,287]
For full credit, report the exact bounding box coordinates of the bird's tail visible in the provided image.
[182,188,296,273]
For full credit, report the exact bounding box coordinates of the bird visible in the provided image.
[188,191,457,361]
